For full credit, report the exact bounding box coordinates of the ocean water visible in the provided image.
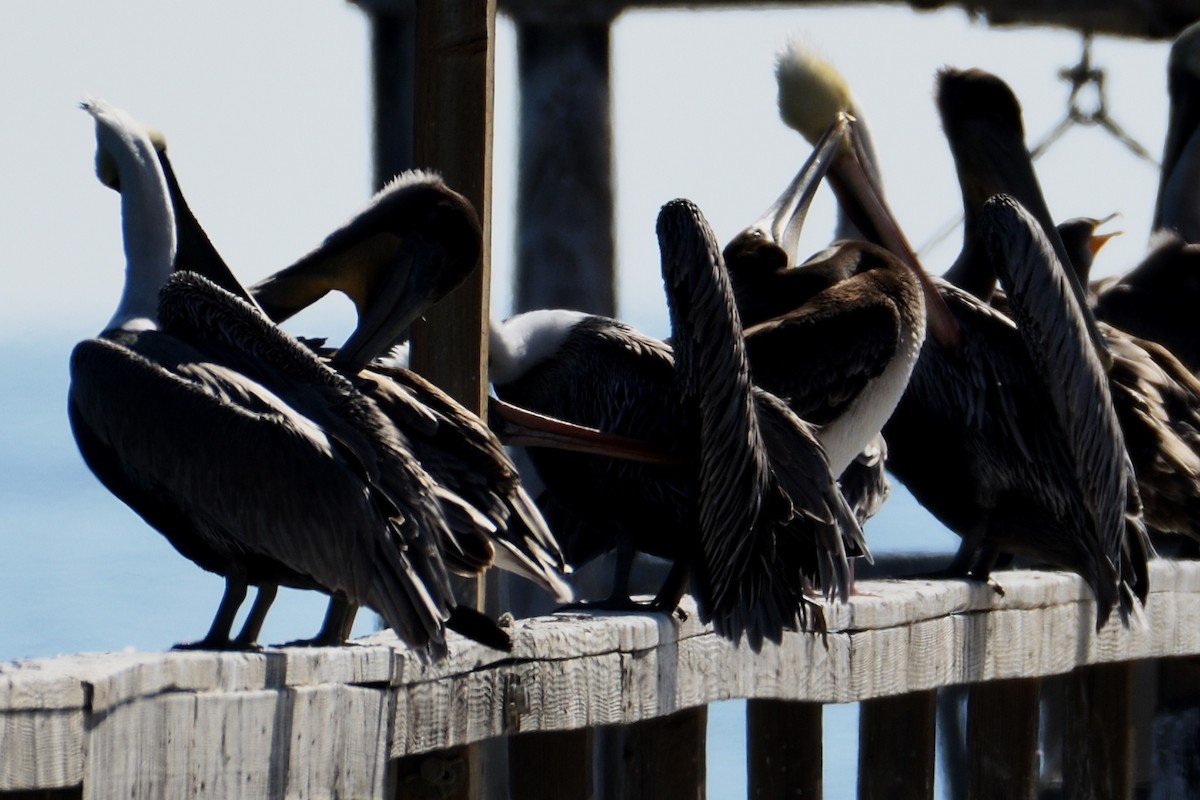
[1,341,959,797]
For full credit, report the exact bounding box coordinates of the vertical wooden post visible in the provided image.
[747,699,822,799]
[1062,662,1135,800]
[858,691,936,800]
[966,678,1040,800]
[410,0,494,417]
[597,708,708,799]
[391,5,495,799]
[509,7,617,315]
[350,0,417,191]
[498,7,616,794]
[508,729,595,799]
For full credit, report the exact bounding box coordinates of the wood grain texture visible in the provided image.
[3,561,1200,795]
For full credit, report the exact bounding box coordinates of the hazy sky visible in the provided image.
[0,3,1172,346]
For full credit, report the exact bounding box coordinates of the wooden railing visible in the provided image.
[3,558,1198,798]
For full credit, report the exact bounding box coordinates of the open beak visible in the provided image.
[1088,213,1123,258]
[330,236,445,374]
[746,112,851,263]
[488,397,680,466]
[829,119,964,351]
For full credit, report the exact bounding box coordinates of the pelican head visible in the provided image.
[776,40,884,197]
[935,68,1040,227]
[87,101,167,193]
[82,98,176,332]
[1155,20,1200,238]
[251,171,482,374]
[726,112,851,273]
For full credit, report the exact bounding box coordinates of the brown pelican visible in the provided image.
[1086,22,1200,373]
[936,67,1200,548]
[489,205,866,646]
[131,141,582,626]
[721,114,940,525]
[71,99,462,656]
[776,61,1149,623]
[660,197,864,643]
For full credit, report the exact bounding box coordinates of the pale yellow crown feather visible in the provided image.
[775,39,857,146]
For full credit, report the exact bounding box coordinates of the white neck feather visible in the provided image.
[488,309,589,385]
[85,100,177,333]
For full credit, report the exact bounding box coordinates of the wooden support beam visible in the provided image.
[746,699,822,799]
[498,0,1200,41]
[410,0,495,416]
[511,14,616,315]
[858,690,936,800]
[1061,661,1135,800]
[508,729,594,799]
[597,708,708,799]
[5,564,1200,796]
[393,745,481,799]
[966,677,1040,800]
[351,0,417,191]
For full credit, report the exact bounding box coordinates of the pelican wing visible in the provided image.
[982,194,1149,616]
[69,334,452,656]
[743,285,903,425]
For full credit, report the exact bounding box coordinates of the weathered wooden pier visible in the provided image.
[3,560,1199,797]
[14,1,1200,797]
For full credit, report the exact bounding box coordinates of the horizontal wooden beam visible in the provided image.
[2,560,1200,796]
[494,0,1200,40]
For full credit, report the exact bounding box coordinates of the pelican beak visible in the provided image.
[1088,213,1123,258]
[331,235,447,374]
[487,398,680,466]
[829,119,964,350]
[746,112,852,261]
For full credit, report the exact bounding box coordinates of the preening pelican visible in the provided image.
[936,67,1200,549]
[722,114,936,525]
[131,140,577,616]
[775,58,1150,623]
[70,100,461,655]
[658,197,864,645]
[489,202,866,646]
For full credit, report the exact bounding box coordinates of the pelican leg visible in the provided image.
[174,575,250,650]
[557,539,659,613]
[650,557,691,620]
[231,583,278,649]
[282,597,358,647]
[903,521,1002,593]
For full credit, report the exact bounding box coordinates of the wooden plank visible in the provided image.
[746,699,822,799]
[597,707,707,799]
[4,562,1200,792]
[507,728,593,799]
[857,690,936,800]
[966,677,1040,800]
[0,710,82,792]
[84,685,392,800]
[1061,661,1136,800]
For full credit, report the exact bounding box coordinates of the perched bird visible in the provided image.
[70,99,461,655]
[722,113,942,525]
[775,57,1151,623]
[116,136,578,625]
[489,202,867,645]
[935,67,1200,548]
[1087,21,1200,373]
[658,196,865,645]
